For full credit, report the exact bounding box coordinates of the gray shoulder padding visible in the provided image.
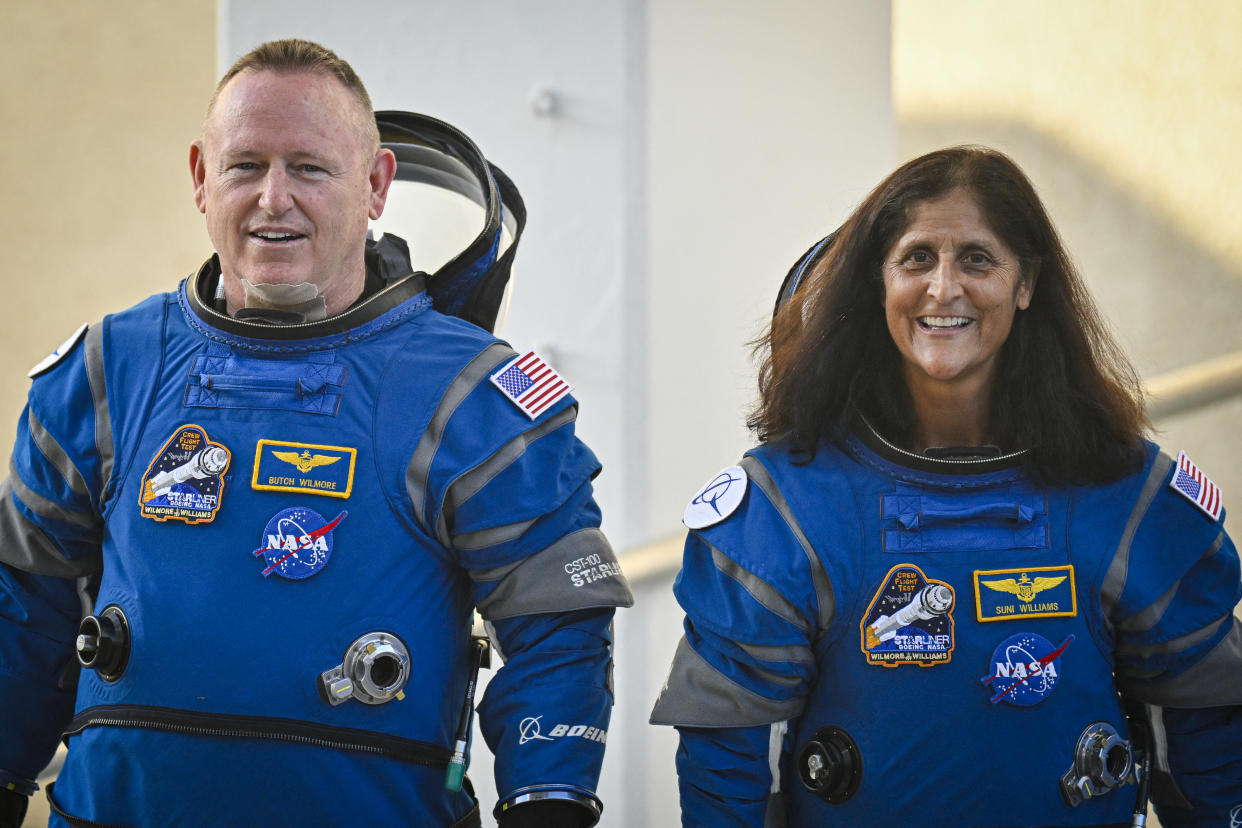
[739,455,835,636]
[650,636,806,728]
[472,528,634,620]
[0,477,101,578]
[1121,616,1242,707]
[405,342,516,534]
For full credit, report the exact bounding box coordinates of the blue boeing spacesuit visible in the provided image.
[651,421,1242,828]
[0,247,633,826]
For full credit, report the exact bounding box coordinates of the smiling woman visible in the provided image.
[881,188,1033,450]
[651,146,1242,828]
[752,145,1146,485]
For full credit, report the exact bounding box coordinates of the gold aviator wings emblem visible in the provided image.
[272,449,342,474]
[980,572,1068,603]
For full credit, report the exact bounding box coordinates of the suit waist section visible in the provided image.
[65,704,451,767]
[76,552,474,750]
[786,612,1133,827]
[50,720,477,826]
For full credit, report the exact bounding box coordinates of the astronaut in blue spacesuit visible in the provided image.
[651,147,1242,828]
[0,39,631,827]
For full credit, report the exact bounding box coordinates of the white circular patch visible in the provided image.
[28,322,89,378]
[683,464,748,529]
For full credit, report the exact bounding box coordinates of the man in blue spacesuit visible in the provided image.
[0,39,631,827]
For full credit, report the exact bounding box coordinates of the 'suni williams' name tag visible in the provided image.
[973,564,1077,623]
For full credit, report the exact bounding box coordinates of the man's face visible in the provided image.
[191,70,395,316]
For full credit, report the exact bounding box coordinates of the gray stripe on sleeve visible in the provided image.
[82,324,115,500]
[1116,532,1225,633]
[764,722,789,828]
[0,478,100,578]
[470,556,525,584]
[453,518,539,552]
[1116,613,1227,659]
[439,404,578,549]
[768,721,787,794]
[749,662,805,691]
[737,639,815,665]
[472,528,634,620]
[28,410,90,498]
[740,455,835,636]
[1142,704,1193,808]
[8,459,98,530]
[649,636,806,727]
[710,544,811,634]
[1120,615,1242,707]
[405,343,516,538]
[1101,452,1172,622]
[1147,704,1172,777]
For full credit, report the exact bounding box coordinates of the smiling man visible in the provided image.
[191,58,394,318]
[0,39,630,828]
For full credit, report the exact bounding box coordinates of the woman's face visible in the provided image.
[882,188,1032,398]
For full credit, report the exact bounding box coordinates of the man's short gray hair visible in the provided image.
[206,38,380,151]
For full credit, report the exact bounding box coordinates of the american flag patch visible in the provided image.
[1170,451,1223,521]
[489,350,573,420]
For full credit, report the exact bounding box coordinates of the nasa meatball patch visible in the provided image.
[252,506,347,580]
[981,632,1074,706]
[860,564,955,667]
[683,465,748,529]
[139,425,231,524]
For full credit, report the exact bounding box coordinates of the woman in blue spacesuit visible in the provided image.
[651,146,1242,828]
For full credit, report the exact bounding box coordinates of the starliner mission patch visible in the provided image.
[861,564,955,667]
[139,425,231,524]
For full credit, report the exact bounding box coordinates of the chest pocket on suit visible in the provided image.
[881,484,1048,553]
[184,344,347,416]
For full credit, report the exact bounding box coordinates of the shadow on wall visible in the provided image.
[901,120,1242,528]
[900,120,1242,373]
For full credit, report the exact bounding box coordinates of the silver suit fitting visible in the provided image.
[495,786,602,828]
[319,631,411,706]
[1060,721,1135,807]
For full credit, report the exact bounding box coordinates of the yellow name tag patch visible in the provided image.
[251,440,356,500]
[973,565,1077,622]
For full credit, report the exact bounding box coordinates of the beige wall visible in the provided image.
[895,0,1242,524]
[896,0,1242,270]
[1,7,214,823]
[0,1,216,451]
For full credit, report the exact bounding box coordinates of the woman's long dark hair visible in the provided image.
[749,146,1149,484]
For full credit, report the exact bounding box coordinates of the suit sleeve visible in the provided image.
[406,340,633,824]
[0,326,109,795]
[1106,452,1242,828]
[650,458,827,827]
